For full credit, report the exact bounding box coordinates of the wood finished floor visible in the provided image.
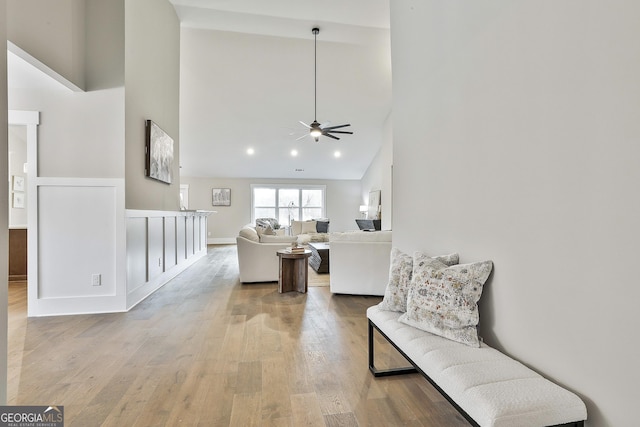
[7,245,468,427]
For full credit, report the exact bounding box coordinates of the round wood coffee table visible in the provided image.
[276,249,312,293]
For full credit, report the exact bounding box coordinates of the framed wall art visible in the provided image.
[368,190,381,219]
[212,188,231,206]
[12,175,25,192]
[12,192,25,209]
[145,119,174,184]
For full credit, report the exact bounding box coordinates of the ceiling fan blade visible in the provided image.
[323,133,340,140]
[295,134,309,141]
[327,130,353,135]
[322,124,351,131]
[299,121,311,129]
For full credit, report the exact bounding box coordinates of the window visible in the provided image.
[251,184,326,226]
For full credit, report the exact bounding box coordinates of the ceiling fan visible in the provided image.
[298,28,353,142]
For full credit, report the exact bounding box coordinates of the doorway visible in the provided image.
[8,125,28,282]
[7,111,39,295]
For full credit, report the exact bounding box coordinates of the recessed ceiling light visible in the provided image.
[291,149,298,157]
[334,151,341,158]
[246,148,255,155]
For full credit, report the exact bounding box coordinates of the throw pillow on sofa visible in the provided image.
[291,220,303,236]
[301,220,317,234]
[315,219,330,233]
[256,225,275,236]
[256,218,279,229]
[398,253,493,347]
[379,249,459,313]
[291,220,319,236]
[256,218,281,236]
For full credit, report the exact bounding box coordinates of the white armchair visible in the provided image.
[236,226,297,283]
[329,231,392,296]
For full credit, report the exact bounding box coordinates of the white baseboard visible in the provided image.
[208,237,236,245]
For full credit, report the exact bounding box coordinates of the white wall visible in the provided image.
[26,191,209,317]
[180,177,362,242]
[360,112,393,229]
[391,2,640,426]
[38,185,119,301]
[124,0,180,211]
[1,0,9,404]
[7,0,86,90]
[85,0,124,91]
[8,80,125,316]
[28,178,127,316]
[125,210,209,310]
[7,0,124,179]
[9,88,125,178]
[7,1,127,317]
[6,0,185,317]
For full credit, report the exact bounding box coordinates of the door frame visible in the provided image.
[8,110,40,313]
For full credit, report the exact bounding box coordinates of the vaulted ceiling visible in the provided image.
[170,0,392,180]
[7,1,392,181]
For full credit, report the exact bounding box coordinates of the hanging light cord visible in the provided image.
[313,28,318,122]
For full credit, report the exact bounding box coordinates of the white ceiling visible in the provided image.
[7,0,392,181]
[171,0,392,180]
[170,0,390,42]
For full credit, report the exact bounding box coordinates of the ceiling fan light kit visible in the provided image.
[299,27,353,142]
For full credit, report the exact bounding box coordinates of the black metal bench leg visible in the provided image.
[368,319,417,377]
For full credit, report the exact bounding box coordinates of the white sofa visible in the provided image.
[329,230,392,295]
[236,225,297,283]
[290,219,330,245]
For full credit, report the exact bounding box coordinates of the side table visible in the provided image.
[276,249,312,293]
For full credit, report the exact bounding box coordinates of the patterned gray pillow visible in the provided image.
[379,249,459,313]
[256,218,279,230]
[256,218,280,236]
[398,253,493,347]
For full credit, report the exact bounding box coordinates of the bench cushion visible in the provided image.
[368,305,587,427]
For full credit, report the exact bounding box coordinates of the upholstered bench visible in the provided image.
[367,305,587,427]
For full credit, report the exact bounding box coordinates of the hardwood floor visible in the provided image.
[7,245,468,427]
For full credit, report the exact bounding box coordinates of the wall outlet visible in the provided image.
[92,274,101,286]
[208,231,211,236]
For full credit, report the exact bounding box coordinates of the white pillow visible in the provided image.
[256,224,274,236]
[398,254,493,347]
[291,220,303,236]
[301,220,317,234]
[379,249,459,313]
